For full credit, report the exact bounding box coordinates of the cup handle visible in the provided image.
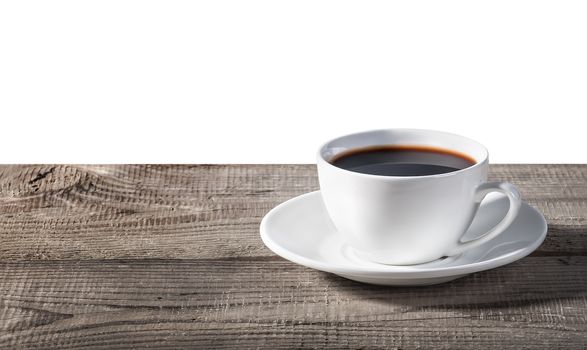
[447,181,522,256]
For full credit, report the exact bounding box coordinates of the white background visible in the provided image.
[1,1,585,163]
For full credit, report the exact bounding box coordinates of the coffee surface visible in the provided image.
[330,145,476,176]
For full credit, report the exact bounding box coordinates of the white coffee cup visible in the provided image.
[317,129,521,265]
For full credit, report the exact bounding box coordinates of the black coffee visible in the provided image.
[330,145,476,176]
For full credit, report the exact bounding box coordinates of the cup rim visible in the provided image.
[316,128,489,180]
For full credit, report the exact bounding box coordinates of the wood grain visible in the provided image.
[1,258,586,349]
[0,165,585,260]
[0,164,586,349]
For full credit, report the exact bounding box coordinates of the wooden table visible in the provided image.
[0,165,585,349]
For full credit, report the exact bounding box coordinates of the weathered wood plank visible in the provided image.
[0,165,585,260]
[1,257,586,349]
[0,165,585,349]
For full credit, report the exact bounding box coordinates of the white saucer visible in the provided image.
[260,191,547,286]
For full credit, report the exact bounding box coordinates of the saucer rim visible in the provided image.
[260,191,548,279]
